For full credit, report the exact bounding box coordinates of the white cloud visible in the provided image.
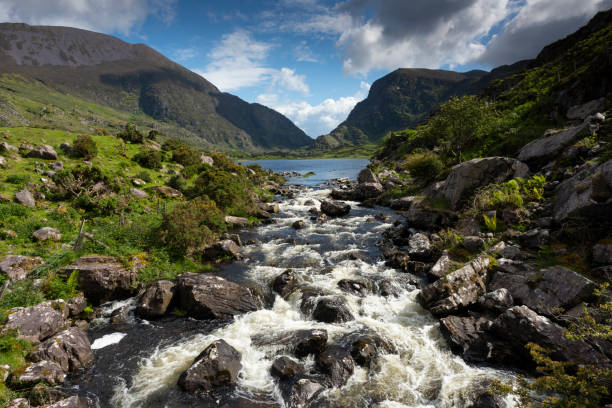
[258,82,370,137]
[174,47,197,61]
[295,41,318,62]
[197,30,310,95]
[0,0,177,35]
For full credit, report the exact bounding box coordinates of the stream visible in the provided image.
[66,186,515,407]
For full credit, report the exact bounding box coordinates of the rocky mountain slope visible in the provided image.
[0,23,313,152]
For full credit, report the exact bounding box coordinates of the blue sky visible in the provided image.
[1,0,611,137]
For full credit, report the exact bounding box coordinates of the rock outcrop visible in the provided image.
[63,256,134,304]
[4,302,66,344]
[30,327,94,373]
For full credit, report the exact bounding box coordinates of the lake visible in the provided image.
[237,158,369,186]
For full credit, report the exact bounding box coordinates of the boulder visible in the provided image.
[354,182,384,200]
[63,256,134,304]
[279,378,325,408]
[390,196,417,211]
[47,396,90,408]
[259,203,280,213]
[4,302,65,344]
[518,125,589,169]
[342,332,395,367]
[178,339,242,393]
[28,384,68,406]
[30,327,93,373]
[32,227,62,242]
[566,98,606,120]
[220,233,242,247]
[6,398,29,408]
[59,142,72,153]
[519,228,549,249]
[27,145,58,160]
[11,360,65,386]
[136,280,175,318]
[0,142,18,153]
[201,240,241,261]
[593,241,612,265]
[110,305,130,324]
[0,156,6,167]
[15,189,35,207]
[320,199,350,217]
[224,215,249,228]
[477,288,513,314]
[292,220,306,230]
[406,232,432,261]
[271,269,299,299]
[0,255,43,282]
[418,256,490,316]
[271,356,303,379]
[462,236,485,253]
[489,266,596,317]
[399,196,458,229]
[439,315,490,356]
[129,188,148,199]
[312,296,354,323]
[153,186,182,198]
[429,157,529,210]
[200,155,214,166]
[66,295,87,317]
[357,168,379,184]
[176,273,261,319]
[316,345,354,387]
[252,329,328,358]
[337,279,371,297]
[429,251,451,280]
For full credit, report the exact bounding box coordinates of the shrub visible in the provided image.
[137,170,152,183]
[158,196,225,256]
[401,151,443,183]
[75,194,118,216]
[71,135,98,159]
[483,213,498,232]
[133,150,162,169]
[191,168,255,213]
[171,145,200,166]
[162,138,184,151]
[5,174,30,185]
[168,175,187,192]
[182,165,198,180]
[148,129,161,140]
[117,123,144,144]
[51,166,116,199]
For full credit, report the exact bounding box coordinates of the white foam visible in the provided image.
[91,332,127,350]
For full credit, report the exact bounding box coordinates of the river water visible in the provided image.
[66,160,514,407]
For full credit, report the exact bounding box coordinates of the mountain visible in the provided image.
[0,23,313,152]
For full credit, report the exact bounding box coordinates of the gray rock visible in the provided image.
[27,145,58,160]
[271,356,303,379]
[59,142,72,153]
[406,232,432,261]
[566,98,606,120]
[593,241,612,265]
[280,378,325,408]
[51,161,64,171]
[110,305,130,324]
[259,203,280,213]
[271,269,299,299]
[66,295,87,317]
[0,156,6,167]
[136,280,175,318]
[63,256,134,304]
[320,199,350,217]
[418,256,490,316]
[429,157,529,210]
[400,196,458,229]
[11,360,65,386]
[312,296,354,323]
[389,196,416,211]
[354,182,384,199]
[462,236,485,252]
[4,302,66,344]
[316,345,354,387]
[439,315,490,356]
[0,255,43,281]
[253,329,328,358]
[220,233,242,247]
[15,189,35,207]
[0,142,18,153]
[519,228,549,249]
[337,279,371,297]
[132,178,146,186]
[47,396,90,408]
[201,239,241,261]
[224,215,249,228]
[518,125,589,169]
[129,188,148,198]
[200,155,214,166]
[33,227,62,242]
[357,168,379,184]
[6,398,30,408]
[477,288,513,314]
[30,327,93,373]
[28,383,68,406]
[176,273,261,319]
[178,339,242,393]
[153,186,182,198]
[429,250,451,280]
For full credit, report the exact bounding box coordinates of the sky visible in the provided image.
[1,0,611,138]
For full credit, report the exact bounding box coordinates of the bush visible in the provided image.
[162,138,184,151]
[148,129,161,140]
[51,166,117,200]
[75,194,118,216]
[182,165,198,180]
[5,174,30,185]
[191,168,255,213]
[137,170,152,183]
[71,135,98,159]
[117,123,144,144]
[158,197,225,256]
[168,175,187,192]
[401,151,443,183]
[133,150,162,169]
[171,145,200,166]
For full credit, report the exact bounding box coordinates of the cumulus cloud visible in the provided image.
[258,81,371,137]
[197,30,310,94]
[0,0,177,35]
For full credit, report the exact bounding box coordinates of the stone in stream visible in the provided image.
[201,239,241,261]
[29,327,94,373]
[224,215,249,228]
[340,331,396,367]
[320,199,350,217]
[271,269,299,299]
[291,220,306,230]
[3,302,66,344]
[252,329,328,358]
[337,279,372,297]
[312,296,354,323]
[316,345,355,387]
[136,280,176,318]
[271,356,304,379]
[176,273,261,319]
[66,294,87,317]
[279,378,325,408]
[178,339,242,394]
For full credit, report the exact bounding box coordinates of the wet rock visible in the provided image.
[477,288,513,314]
[110,305,130,324]
[129,188,148,198]
[382,245,411,272]
[201,240,241,262]
[429,251,451,280]
[354,182,384,200]
[337,279,371,297]
[221,233,242,247]
[153,185,182,198]
[30,327,93,373]
[439,315,490,356]
[47,396,90,408]
[299,287,327,315]
[225,215,249,228]
[518,124,589,169]
[271,269,299,299]
[271,356,303,379]
[344,250,369,262]
[15,189,35,207]
[27,145,58,160]
[11,360,65,386]
[178,339,242,393]
[279,378,325,408]
[489,266,596,317]
[254,329,328,358]
[468,381,508,408]
[6,399,29,408]
[28,384,68,406]
[4,302,65,344]
[320,199,351,217]
[316,345,355,387]
[342,332,395,367]
[418,256,490,316]
[566,97,606,120]
[406,232,432,260]
[312,296,354,323]
[32,227,62,242]
[429,157,529,210]
[358,168,379,184]
[136,280,175,318]
[177,273,261,319]
[462,236,485,252]
[63,256,134,304]
[259,203,280,213]
[292,220,306,230]
[0,255,43,282]
[593,241,612,265]
[519,228,549,249]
